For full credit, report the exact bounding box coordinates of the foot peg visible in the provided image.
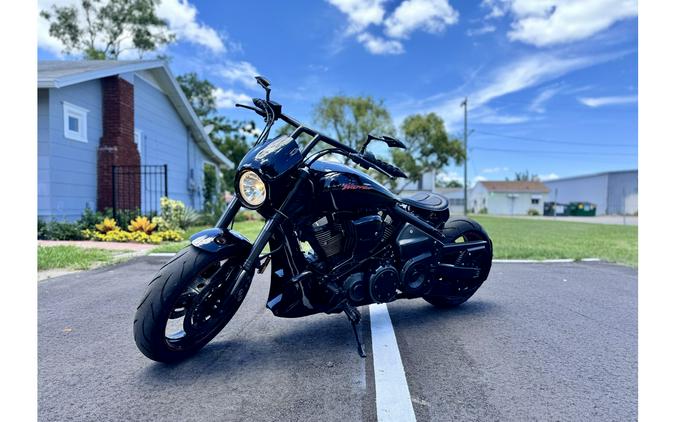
[344,304,366,358]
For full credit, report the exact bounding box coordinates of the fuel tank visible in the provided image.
[309,160,398,212]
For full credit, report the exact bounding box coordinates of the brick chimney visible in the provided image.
[97,76,140,212]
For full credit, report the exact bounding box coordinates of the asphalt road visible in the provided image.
[38,257,636,421]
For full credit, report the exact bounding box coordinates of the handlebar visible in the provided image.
[235,98,406,179]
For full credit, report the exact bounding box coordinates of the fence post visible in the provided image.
[163,164,168,198]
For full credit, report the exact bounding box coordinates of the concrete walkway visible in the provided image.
[38,240,155,251]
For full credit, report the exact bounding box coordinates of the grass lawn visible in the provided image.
[150,220,266,254]
[472,215,637,267]
[152,216,637,267]
[38,246,124,271]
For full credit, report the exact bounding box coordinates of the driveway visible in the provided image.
[38,257,636,421]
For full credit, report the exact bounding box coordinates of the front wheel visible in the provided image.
[423,217,493,308]
[133,246,252,363]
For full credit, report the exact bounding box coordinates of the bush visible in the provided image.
[78,206,104,230]
[38,220,84,240]
[478,207,488,214]
[154,197,198,231]
[527,208,540,216]
[127,216,157,234]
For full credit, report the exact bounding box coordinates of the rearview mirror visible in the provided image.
[255,75,271,101]
[381,135,407,149]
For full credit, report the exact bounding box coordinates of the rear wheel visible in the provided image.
[133,246,252,363]
[423,217,493,308]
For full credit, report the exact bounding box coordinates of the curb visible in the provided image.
[493,258,601,263]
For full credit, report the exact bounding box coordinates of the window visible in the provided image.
[63,102,88,143]
[531,198,540,205]
[134,129,143,158]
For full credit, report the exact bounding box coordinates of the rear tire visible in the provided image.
[133,246,251,363]
[423,217,493,308]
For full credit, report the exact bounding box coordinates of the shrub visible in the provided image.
[527,208,540,216]
[155,230,184,242]
[78,206,104,230]
[128,216,157,234]
[38,220,84,240]
[156,197,198,230]
[95,218,119,233]
[478,207,488,214]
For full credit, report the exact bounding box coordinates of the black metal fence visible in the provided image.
[112,165,167,218]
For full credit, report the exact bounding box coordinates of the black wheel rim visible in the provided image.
[163,258,239,349]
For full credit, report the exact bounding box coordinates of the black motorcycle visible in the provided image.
[134,76,493,362]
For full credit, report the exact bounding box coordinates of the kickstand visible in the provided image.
[343,305,367,358]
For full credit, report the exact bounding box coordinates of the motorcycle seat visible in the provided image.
[400,192,449,212]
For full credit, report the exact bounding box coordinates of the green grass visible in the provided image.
[151,216,638,267]
[472,215,637,266]
[150,221,266,254]
[38,246,122,271]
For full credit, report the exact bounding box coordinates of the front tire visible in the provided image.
[133,246,251,363]
[423,217,493,308]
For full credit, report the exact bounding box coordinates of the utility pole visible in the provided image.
[460,97,468,215]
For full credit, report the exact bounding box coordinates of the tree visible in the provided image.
[388,113,464,193]
[177,73,256,194]
[438,179,463,188]
[313,96,395,160]
[40,0,175,59]
[508,170,540,181]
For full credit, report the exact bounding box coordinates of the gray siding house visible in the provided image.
[38,60,232,221]
[544,170,638,215]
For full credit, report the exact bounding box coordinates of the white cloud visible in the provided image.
[472,175,488,186]
[156,0,225,53]
[483,0,637,47]
[540,173,559,181]
[384,0,459,39]
[38,0,225,56]
[529,85,561,113]
[357,33,404,55]
[216,61,260,88]
[213,88,250,109]
[578,95,637,107]
[437,170,462,184]
[481,166,509,174]
[466,24,496,37]
[326,0,386,33]
[421,51,623,129]
[326,0,458,55]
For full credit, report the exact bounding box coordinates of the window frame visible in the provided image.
[62,101,89,143]
[134,129,143,159]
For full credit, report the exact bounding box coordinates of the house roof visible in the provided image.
[38,60,233,169]
[478,181,550,193]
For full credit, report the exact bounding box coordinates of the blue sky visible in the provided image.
[38,0,638,185]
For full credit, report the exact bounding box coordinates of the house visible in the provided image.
[38,60,232,221]
[544,170,637,215]
[470,181,549,215]
[435,187,465,214]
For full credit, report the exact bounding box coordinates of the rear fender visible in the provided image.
[190,227,252,255]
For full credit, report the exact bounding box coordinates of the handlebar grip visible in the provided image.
[364,153,407,178]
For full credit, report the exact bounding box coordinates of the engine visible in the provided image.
[300,212,401,304]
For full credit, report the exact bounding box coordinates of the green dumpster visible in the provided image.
[566,202,597,216]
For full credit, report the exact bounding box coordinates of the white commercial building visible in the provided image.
[544,170,637,215]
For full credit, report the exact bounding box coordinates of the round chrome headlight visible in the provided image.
[238,170,266,208]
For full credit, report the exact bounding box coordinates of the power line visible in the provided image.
[473,129,635,148]
[471,146,637,156]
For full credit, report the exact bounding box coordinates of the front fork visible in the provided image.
[201,170,311,303]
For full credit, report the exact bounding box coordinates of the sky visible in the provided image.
[37,0,638,186]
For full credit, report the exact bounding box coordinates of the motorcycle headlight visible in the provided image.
[238,170,266,208]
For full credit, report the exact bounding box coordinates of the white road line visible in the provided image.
[369,303,416,422]
[493,258,601,263]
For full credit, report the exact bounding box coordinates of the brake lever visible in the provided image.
[235,103,266,117]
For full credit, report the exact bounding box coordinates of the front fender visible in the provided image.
[190,227,252,254]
